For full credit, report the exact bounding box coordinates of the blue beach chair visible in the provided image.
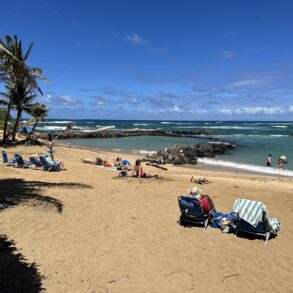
[178,196,211,229]
[14,154,31,168]
[2,151,16,166]
[29,156,44,168]
[233,199,274,245]
[235,217,270,245]
[39,156,61,172]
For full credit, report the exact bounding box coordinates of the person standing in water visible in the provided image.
[47,133,54,160]
[278,155,287,170]
[267,154,272,167]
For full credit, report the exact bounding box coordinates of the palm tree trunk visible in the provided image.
[2,101,12,144]
[12,108,22,141]
[31,121,38,134]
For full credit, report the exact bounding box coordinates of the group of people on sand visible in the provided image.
[31,134,65,170]
[266,154,288,170]
[81,156,158,178]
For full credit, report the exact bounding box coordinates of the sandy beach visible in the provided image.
[0,145,293,292]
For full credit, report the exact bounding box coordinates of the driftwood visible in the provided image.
[190,176,212,185]
[146,162,168,171]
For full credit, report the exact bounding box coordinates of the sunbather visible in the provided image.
[132,159,158,178]
[81,157,103,165]
[103,160,113,167]
[188,186,216,213]
[43,154,65,170]
[115,157,132,170]
[80,157,118,168]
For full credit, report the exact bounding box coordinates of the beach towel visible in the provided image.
[233,199,267,227]
[233,199,280,233]
[96,165,117,171]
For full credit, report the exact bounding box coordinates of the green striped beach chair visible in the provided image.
[233,199,280,245]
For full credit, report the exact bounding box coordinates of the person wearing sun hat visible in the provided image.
[278,155,287,170]
[188,186,216,214]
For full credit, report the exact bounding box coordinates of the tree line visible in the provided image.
[0,35,49,144]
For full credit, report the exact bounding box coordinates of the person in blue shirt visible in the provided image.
[115,157,131,170]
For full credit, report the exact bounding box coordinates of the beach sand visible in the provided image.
[0,145,293,292]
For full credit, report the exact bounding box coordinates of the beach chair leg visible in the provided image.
[235,227,239,237]
[204,219,209,230]
[265,232,270,245]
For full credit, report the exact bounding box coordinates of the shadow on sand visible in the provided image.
[0,178,92,213]
[0,234,44,293]
[0,179,93,292]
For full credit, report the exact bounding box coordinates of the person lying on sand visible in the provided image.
[188,186,216,213]
[132,159,158,178]
[80,157,114,168]
[103,160,113,167]
[81,157,104,165]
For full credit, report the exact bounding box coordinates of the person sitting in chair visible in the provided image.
[188,186,215,213]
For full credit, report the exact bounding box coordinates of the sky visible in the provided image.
[1,0,293,120]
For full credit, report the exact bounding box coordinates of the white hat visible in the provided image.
[280,155,286,160]
[188,186,202,198]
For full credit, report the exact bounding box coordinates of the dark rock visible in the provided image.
[142,142,236,166]
[37,129,213,140]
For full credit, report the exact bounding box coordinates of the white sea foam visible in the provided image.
[175,126,200,129]
[124,128,156,131]
[269,122,292,125]
[161,122,172,124]
[36,126,66,131]
[72,126,89,130]
[204,126,259,130]
[81,125,115,132]
[197,158,293,177]
[133,123,149,126]
[269,134,287,137]
[133,149,157,155]
[39,120,75,124]
[214,134,245,138]
[272,125,288,128]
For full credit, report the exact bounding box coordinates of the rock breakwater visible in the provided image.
[142,142,236,165]
[38,129,212,139]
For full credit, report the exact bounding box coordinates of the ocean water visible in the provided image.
[33,119,293,176]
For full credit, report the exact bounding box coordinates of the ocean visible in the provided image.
[32,119,293,176]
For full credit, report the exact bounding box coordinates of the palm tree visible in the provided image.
[0,35,45,143]
[27,103,49,133]
[11,79,37,141]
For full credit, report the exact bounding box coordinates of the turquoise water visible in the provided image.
[33,119,293,175]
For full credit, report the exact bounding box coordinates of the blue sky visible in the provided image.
[1,0,293,120]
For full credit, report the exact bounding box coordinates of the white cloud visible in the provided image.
[44,94,81,105]
[126,97,138,104]
[226,77,272,89]
[126,33,145,45]
[223,50,235,59]
[93,96,108,105]
[219,106,286,115]
[188,108,208,115]
[172,105,183,113]
[288,106,293,112]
